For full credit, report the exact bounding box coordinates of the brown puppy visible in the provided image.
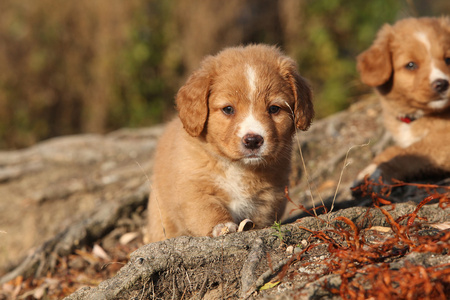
[145,45,313,243]
[356,17,450,183]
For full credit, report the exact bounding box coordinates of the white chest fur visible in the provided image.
[215,163,256,223]
[394,123,428,148]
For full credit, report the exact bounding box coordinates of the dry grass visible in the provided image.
[279,178,450,299]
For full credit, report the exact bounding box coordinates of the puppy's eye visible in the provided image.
[405,61,418,70]
[222,106,235,115]
[445,57,450,66]
[268,105,281,114]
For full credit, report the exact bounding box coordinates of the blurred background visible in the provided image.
[0,0,448,150]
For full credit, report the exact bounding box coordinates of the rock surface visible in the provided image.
[65,203,449,299]
[0,126,164,279]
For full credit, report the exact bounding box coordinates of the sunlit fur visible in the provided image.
[145,45,313,243]
[356,17,450,182]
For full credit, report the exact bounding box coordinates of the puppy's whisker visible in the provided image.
[277,149,294,163]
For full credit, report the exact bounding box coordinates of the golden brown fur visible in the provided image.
[145,45,313,243]
[356,17,450,182]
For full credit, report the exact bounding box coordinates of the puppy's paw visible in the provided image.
[353,163,384,188]
[212,222,238,237]
[355,163,379,183]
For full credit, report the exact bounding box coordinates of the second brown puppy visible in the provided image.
[145,44,313,243]
[356,17,450,183]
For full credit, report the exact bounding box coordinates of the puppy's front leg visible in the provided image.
[180,195,238,238]
[357,139,447,184]
[356,145,406,183]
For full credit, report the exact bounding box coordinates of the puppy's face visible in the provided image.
[176,45,313,165]
[357,17,450,114]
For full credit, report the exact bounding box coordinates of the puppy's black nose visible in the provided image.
[242,134,264,150]
[432,79,449,93]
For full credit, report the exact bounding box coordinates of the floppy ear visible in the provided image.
[357,24,393,87]
[176,57,214,137]
[279,57,314,131]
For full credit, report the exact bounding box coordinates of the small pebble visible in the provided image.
[277,282,293,293]
[286,245,294,254]
[294,247,303,254]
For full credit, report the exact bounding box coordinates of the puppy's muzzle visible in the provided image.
[432,79,449,94]
[242,133,264,150]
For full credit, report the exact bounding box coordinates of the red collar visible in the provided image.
[397,114,417,124]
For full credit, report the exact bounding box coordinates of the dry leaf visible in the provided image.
[238,219,254,232]
[367,226,392,233]
[92,244,111,260]
[119,232,139,245]
[259,281,280,291]
[429,222,450,230]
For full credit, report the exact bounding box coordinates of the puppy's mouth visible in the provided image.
[428,97,449,110]
[242,155,265,165]
[239,149,267,165]
[428,79,450,109]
